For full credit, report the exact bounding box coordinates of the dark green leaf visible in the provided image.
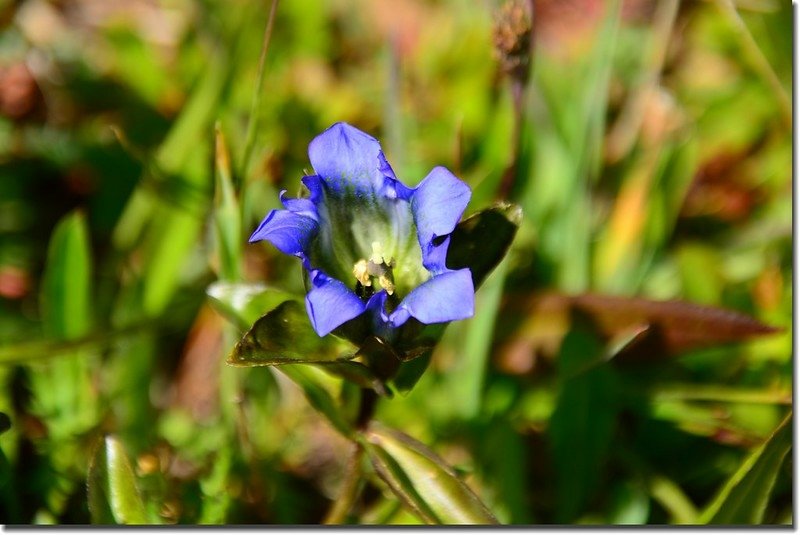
[447,202,521,289]
[443,259,509,419]
[355,336,402,380]
[363,423,499,525]
[227,300,356,366]
[319,361,390,397]
[87,436,149,525]
[548,313,619,523]
[393,320,445,360]
[700,412,792,525]
[390,352,432,395]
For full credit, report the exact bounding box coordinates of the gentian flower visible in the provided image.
[249,122,474,339]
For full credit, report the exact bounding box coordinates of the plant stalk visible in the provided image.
[322,443,365,524]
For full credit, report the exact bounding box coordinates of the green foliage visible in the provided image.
[700,412,792,525]
[549,316,619,522]
[363,423,498,525]
[87,436,149,525]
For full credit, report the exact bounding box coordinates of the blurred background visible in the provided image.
[0,0,792,525]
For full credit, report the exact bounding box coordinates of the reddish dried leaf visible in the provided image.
[500,292,781,365]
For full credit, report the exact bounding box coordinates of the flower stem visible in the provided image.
[322,442,365,525]
[322,388,377,524]
[356,388,378,430]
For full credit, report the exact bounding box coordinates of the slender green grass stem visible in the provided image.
[715,0,791,130]
[240,0,280,180]
[605,0,679,162]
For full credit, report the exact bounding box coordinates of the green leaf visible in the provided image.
[699,412,792,525]
[87,436,149,525]
[206,281,299,330]
[42,211,93,340]
[227,300,356,366]
[447,203,521,289]
[390,351,432,395]
[320,361,389,397]
[198,445,233,524]
[548,313,619,523]
[443,258,508,420]
[213,125,243,282]
[363,423,499,525]
[37,210,99,438]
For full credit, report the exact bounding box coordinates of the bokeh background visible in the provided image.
[0,0,792,525]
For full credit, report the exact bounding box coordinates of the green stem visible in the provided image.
[323,443,365,525]
[356,388,379,430]
[239,0,280,180]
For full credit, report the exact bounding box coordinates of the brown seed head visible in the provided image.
[493,0,534,83]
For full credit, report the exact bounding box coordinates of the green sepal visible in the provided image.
[447,202,522,289]
[390,351,433,395]
[227,300,357,366]
[319,361,391,397]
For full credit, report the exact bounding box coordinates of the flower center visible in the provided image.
[352,241,396,296]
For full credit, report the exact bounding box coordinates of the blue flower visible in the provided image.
[249,122,474,338]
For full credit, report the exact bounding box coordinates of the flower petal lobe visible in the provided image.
[305,273,365,336]
[308,122,384,195]
[411,166,471,269]
[249,210,318,255]
[389,268,474,327]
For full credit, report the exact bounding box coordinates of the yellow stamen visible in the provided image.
[378,274,395,295]
[352,259,372,286]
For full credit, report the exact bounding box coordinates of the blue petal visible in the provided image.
[308,122,386,195]
[249,209,318,255]
[305,272,366,336]
[301,175,325,203]
[279,190,318,221]
[365,290,390,323]
[411,166,471,270]
[420,235,451,274]
[378,153,413,201]
[389,268,474,327]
